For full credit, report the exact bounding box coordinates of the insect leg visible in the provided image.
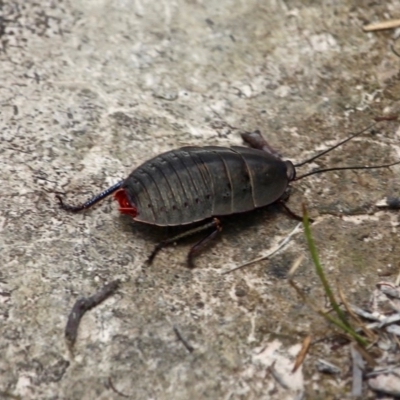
[147,218,222,267]
[241,130,281,158]
[278,201,314,223]
[56,180,124,212]
[187,219,222,268]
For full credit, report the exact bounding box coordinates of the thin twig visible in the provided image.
[287,255,305,279]
[173,326,194,353]
[108,377,129,398]
[363,19,400,31]
[292,335,311,373]
[65,280,121,349]
[222,223,302,274]
[373,115,398,122]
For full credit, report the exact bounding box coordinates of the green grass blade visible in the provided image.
[301,205,368,347]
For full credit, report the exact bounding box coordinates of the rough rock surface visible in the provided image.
[1,1,400,399]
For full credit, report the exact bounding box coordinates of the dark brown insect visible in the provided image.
[57,122,400,267]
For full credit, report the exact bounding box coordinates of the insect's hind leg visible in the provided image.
[56,180,124,212]
[147,218,222,268]
[187,219,222,268]
[241,130,281,158]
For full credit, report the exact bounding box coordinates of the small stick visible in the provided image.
[292,335,311,373]
[373,115,398,122]
[108,377,129,398]
[222,222,302,274]
[65,280,121,349]
[287,255,304,279]
[363,19,400,32]
[173,326,194,353]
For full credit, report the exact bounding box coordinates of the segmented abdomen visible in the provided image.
[122,146,289,226]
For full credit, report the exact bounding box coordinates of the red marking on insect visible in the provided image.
[114,188,137,218]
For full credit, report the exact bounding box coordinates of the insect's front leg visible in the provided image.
[277,188,314,223]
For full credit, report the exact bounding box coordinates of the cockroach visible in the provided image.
[57,121,400,267]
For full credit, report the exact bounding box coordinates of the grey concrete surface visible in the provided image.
[1,1,400,399]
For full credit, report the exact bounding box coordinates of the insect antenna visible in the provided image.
[293,119,400,180]
[294,122,378,168]
[295,160,400,181]
[56,180,124,212]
